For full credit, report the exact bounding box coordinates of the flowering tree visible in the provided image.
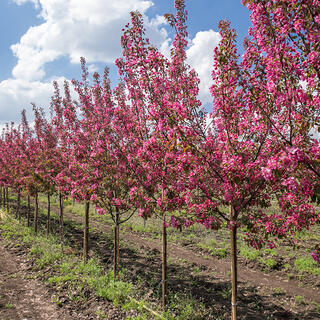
[182,1,320,317]
[53,62,95,261]
[16,111,34,225]
[114,0,205,307]
[51,80,78,241]
[0,123,18,214]
[73,61,141,272]
[0,1,318,318]
[240,0,320,262]
[31,106,60,235]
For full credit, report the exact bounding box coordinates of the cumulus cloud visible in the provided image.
[10,0,168,82]
[1,0,170,122]
[186,30,221,104]
[13,0,39,8]
[0,77,68,123]
[2,0,220,124]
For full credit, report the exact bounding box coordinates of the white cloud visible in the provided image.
[3,0,221,124]
[186,30,221,104]
[13,0,39,8]
[10,0,167,82]
[87,64,99,73]
[0,77,68,123]
[1,0,170,122]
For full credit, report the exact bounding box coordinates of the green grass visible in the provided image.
[294,295,305,305]
[272,287,285,296]
[4,192,320,318]
[312,302,320,313]
[294,256,320,277]
[0,214,154,318]
[1,212,211,319]
[259,258,277,270]
[239,246,260,261]
[197,238,229,259]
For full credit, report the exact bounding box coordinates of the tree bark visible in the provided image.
[2,187,5,209]
[6,187,9,213]
[46,193,51,236]
[59,193,64,242]
[162,214,167,310]
[34,193,38,234]
[230,204,238,320]
[83,201,90,263]
[113,208,120,279]
[17,190,21,220]
[27,195,31,227]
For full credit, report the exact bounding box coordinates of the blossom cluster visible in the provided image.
[0,0,319,265]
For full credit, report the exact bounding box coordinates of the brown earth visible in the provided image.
[61,207,320,301]
[1,197,320,319]
[0,237,139,320]
[41,201,320,319]
[0,241,72,320]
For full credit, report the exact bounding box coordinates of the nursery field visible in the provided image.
[0,193,320,320]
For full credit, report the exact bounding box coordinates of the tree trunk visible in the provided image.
[27,195,31,227]
[117,217,120,269]
[59,193,64,242]
[0,186,2,208]
[83,201,90,263]
[34,193,38,234]
[6,187,9,213]
[113,208,120,279]
[17,190,21,220]
[230,205,238,320]
[162,214,167,310]
[46,193,51,236]
[2,187,5,209]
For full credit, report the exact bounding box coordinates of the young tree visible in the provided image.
[115,0,204,307]
[72,61,140,272]
[51,80,77,242]
[240,0,320,262]
[32,106,59,235]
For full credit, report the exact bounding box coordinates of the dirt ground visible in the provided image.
[0,238,128,320]
[1,198,320,319]
[63,209,320,319]
[0,241,73,320]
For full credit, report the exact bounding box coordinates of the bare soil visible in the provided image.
[70,213,320,319]
[1,196,320,319]
[0,241,72,320]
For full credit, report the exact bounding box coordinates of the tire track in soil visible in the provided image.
[0,241,72,320]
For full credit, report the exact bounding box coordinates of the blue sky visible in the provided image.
[0,0,250,124]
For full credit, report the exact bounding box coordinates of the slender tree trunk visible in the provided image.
[162,214,167,310]
[27,195,31,227]
[117,216,120,269]
[0,186,2,208]
[46,193,51,236]
[6,187,9,213]
[113,221,118,279]
[230,205,238,320]
[17,190,21,220]
[34,193,38,234]
[113,208,120,279]
[2,187,6,209]
[83,201,90,263]
[59,193,64,242]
